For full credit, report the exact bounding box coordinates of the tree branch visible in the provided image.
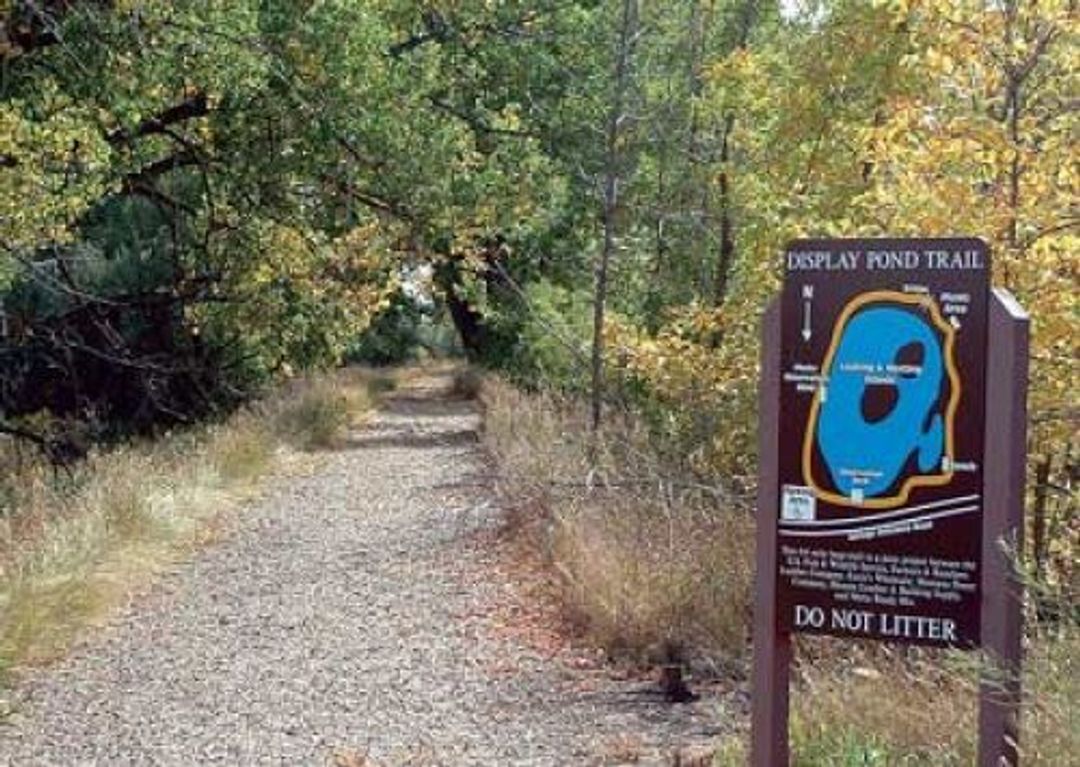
[428,96,540,140]
[123,150,199,186]
[107,92,210,146]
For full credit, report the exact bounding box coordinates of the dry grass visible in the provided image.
[479,376,754,672]
[551,502,752,668]
[787,641,978,765]
[0,421,265,674]
[0,367,383,684]
[1021,621,1080,765]
[276,368,384,450]
[330,747,377,767]
[713,625,1077,765]
[594,732,645,764]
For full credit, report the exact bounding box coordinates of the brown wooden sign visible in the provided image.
[777,238,989,646]
[752,237,1030,766]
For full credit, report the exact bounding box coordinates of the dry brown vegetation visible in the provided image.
[276,368,381,450]
[0,368,391,687]
[480,373,1078,766]
[479,375,754,674]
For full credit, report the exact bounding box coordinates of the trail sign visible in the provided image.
[752,238,1030,766]
[777,238,989,646]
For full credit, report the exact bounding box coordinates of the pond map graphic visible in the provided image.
[776,239,989,646]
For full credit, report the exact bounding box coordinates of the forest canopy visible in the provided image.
[0,0,1076,470]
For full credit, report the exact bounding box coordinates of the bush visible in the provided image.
[275,379,355,450]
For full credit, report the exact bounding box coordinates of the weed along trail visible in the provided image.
[0,370,724,766]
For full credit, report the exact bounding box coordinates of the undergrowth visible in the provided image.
[712,621,1077,765]
[480,375,754,673]
[276,368,382,450]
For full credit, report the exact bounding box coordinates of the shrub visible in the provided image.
[275,379,354,450]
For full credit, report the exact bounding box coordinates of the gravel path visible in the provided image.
[0,372,730,766]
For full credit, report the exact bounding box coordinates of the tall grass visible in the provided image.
[0,368,383,680]
[480,376,754,671]
[276,369,378,450]
[714,621,1077,765]
[450,367,484,400]
[0,417,266,672]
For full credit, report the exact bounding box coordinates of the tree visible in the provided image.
[858,0,1078,432]
[0,0,405,443]
[592,0,641,430]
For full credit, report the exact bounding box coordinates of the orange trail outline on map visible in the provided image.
[800,290,961,510]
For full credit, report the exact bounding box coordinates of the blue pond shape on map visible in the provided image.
[817,306,946,500]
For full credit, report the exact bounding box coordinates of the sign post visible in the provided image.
[752,239,1029,765]
[978,289,1029,765]
[752,298,789,767]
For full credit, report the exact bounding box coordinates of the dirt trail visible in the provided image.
[0,371,730,766]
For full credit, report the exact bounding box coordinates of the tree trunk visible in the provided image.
[711,0,757,306]
[592,0,638,432]
[434,258,489,361]
[713,113,736,305]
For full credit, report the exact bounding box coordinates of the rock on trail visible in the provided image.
[0,371,729,766]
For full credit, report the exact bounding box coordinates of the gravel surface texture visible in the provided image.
[0,372,730,766]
